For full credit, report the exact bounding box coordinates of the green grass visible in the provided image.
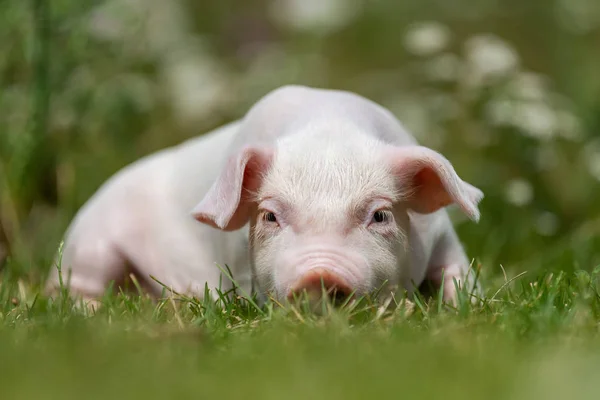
[2,264,600,400]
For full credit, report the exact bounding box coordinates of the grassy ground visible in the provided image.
[2,264,600,399]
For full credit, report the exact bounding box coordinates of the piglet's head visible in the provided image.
[192,132,483,306]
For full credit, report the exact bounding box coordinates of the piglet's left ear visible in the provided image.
[386,145,484,222]
[192,145,273,231]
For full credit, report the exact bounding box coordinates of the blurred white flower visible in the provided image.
[505,178,533,206]
[555,109,583,141]
[536,212,559,236]
[583,140,600,181]
[508,72,548,101]
[51,108,76,131]
[66,66,96,91]
[424,52,461,81]
[426,92,461,121]
[87,0,146,43]
[513,101,557,140]
[484,72,582,143]
[463,34,519,86]
[118,74,155,113]
[484,98,515,127]
[268,0,362,34]
[586,154,600,182]
[87,2,127,42]
[162,52,229,126]
[403,21,452,57]
[535,211,558,236]
[92,0,231,126]
[144,0,194,57]
[556,0,600,34]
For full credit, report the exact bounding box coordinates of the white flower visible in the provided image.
[556,109,583,141]
[556,0,600,34]
[505,178,533,207]
[536,212,559,236]
[424,52,461,81]
[87,2,127,42]
[513,101,557,140]
[587,154,600,182]
[162,52,229,126]
[484,98,516,127]
[268,0,362,34]
[508,72,548,101]
[403,21,451,57]
[583,140,600,181]
[426,92,461,121]
[463,34,519,86]
[87,0,146,43]
[118,74,155,113]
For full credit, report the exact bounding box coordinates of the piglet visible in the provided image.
[46,85,483,308]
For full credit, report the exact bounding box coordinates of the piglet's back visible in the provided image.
[228,85,419,151]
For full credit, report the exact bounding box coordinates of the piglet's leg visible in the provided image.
[45,238,128,310]
[425,219,481,304]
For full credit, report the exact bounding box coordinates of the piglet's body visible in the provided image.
[47,85,483,306]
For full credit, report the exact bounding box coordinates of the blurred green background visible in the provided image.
[1,0,600,287]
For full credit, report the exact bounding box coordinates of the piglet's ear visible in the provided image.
[386,146,484,222]
[192,146,273,231]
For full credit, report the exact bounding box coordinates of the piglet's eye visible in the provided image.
[264,212,277,223]
[372,210,389,223]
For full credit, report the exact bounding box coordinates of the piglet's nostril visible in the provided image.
[331,287,351,304]
[288,268,353,306]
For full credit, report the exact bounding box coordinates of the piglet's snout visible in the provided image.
[288,268,354,305]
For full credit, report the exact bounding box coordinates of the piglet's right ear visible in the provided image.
[386,145,484,222]
[191,146,273,231]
